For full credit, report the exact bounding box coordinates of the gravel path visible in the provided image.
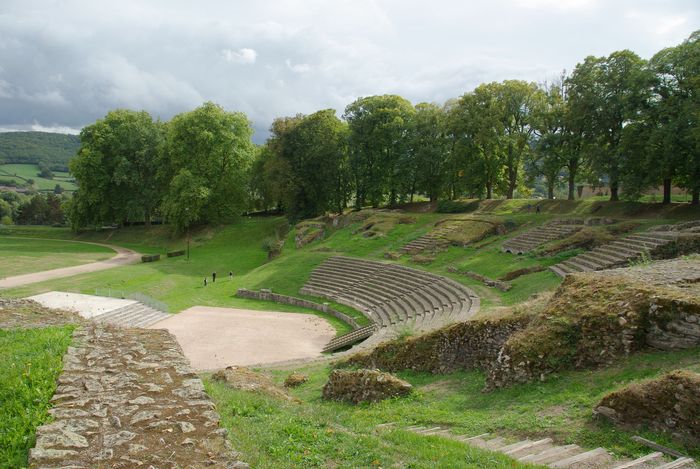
[0,239,139,289]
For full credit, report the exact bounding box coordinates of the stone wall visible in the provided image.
[339,316,532,374]
[485,262,700,390]
[594,370,700,444]
[236,288,363,329]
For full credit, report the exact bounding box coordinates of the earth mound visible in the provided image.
[211,366,300,403]
[322,369,412,404]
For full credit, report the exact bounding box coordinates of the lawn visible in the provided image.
[0,163,77,191]
[1,200,698,326]
[205,346,700,468]
[0,326,74,468]
[0,237,114,277]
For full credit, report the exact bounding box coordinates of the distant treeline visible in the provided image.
[0,131,80,171]
[68,30,699,230]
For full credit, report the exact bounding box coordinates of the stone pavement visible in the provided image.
[29,323,248,468]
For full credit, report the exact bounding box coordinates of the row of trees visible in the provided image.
[69,102,254,231]
[70,31,698,229]
[0,192,66,226]
[252,30,699,219]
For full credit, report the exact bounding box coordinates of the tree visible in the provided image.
[70,109,164,228]
[161,170,210,233]
[412,103,450,202]
[624,30,700,204]
[566,51,652,201]
[531,80,567,199]
[497,80,544,199]
[260,110,350,220]
[344,95,415,208]
[452,84,506,199]
[162,102,255,226]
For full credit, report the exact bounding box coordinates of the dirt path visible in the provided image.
[0,239,140,289]
[151,306,337,371]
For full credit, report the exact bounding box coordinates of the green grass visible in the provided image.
[204,346,700,468]
[0,237,114,277]
[0,326,75,468]
[0,163,77,191]
[1,199,698,330]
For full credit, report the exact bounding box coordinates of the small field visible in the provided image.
[0,163,77,191]
[0,237,114,277]
[0,325,74,468]
[205,346,700,468]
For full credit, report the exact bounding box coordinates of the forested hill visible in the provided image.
[0,131,80,170]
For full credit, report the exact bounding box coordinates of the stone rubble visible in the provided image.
[29,323,248,469]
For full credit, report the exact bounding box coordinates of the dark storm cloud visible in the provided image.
[0,0,697,141]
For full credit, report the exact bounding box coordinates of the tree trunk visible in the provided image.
[548,181,554,200]
[610,180,619,201]
[692,188,699,205]
[567,158,578,200]
[486,181,492,199]
[144,210,151,227]
[662,179,672,205]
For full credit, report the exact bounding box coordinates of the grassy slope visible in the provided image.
[0,326,74,468]
[2,200,698,321]
[205,346,700,467]
[0,163,77,191]
[0,237,113,277]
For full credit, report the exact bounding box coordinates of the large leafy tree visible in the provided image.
[412,103,450,202]
[344,95,415,208]
[70,110,164,228]
[567,50,652,201]
[531,80,567,199]
[622,30,700,204]
[162,102,254,230]
[452,84,506,199]
[497,80,544,199]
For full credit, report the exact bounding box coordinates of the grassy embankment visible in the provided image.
[2,199,699,325]
[0,163,77,191]
[0,237,114,277]
[204,345,700,468]
[0,326,74,468]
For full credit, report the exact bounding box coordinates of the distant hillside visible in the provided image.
[0,131,80,171]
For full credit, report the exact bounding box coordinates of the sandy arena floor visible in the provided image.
[150,306,336,371]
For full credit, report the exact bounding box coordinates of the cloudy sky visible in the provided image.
[0,0,697,142]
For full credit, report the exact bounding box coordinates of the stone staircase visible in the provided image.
[401,233,450,253]
[549,231,679,278]
[503,219,584,255]
[390,424,696,468]
[323,324,378,352]
[92,301,170,328]
[300,256,479,333]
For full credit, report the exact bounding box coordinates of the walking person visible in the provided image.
[204,277,207,287]
[212,272,217,283]
[229,271,233,281]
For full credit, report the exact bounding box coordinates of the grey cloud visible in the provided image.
[0,0,697,142]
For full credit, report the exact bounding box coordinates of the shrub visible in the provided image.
[436,199,480,213]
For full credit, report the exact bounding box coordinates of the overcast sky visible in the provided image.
[0,0,698,142]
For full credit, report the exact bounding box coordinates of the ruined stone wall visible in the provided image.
[485,268,700,390]
[236,288,363,329]
[340,316,532,374]
[595,370,700,444]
